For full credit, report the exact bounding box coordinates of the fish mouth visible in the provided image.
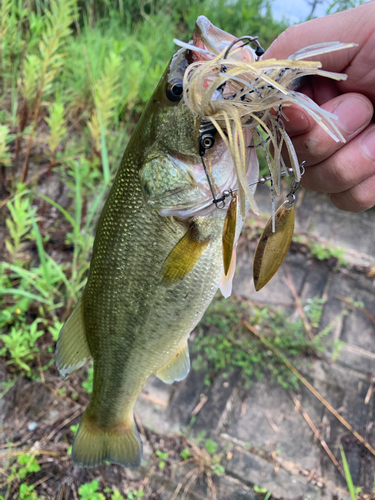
[192,16,256,63]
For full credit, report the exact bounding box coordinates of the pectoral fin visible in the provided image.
[156,342,190,384]
[161,223,210,285]
[55,299,92,379]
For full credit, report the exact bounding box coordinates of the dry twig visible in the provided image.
[244,320,375,457]
[221,433,350,496]
[191,394,208,416]
[289,392,344,477]
[336,295,375,328]
[284,268,313,339]
[43,407,82,444]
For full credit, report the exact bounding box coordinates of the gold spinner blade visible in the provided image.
[253,201,295,291]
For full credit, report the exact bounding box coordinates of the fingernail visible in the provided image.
[361,126,375,160]
[283,108,312,134]
[333,97,370,134]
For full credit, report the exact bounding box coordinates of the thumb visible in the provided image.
[264,3,373,72]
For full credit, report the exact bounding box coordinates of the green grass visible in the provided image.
[309,242,348,266]
[193,295,336,389]
[339,444,364,499]
[0,454,42,500]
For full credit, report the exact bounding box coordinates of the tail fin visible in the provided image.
[72,411,143,468]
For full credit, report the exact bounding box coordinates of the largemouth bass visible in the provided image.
[56,17,258,468]
[57,13,352,467]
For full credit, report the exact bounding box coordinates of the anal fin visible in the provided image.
[156,342,190,384]
[55,299,92,379]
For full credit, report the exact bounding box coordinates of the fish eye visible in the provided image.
[166,81,183,102]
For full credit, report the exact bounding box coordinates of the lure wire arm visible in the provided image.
[199,152,227,207]
[285,161,306,208]
[200,152,306,210]
[219,167,295,203]
[199,117,228,207]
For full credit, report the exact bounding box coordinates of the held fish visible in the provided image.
[56,17,258,468]
[57,13,353,468]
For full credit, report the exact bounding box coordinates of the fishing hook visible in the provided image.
[223,36,265,61]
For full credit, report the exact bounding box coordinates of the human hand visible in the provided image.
[265,2,375,212]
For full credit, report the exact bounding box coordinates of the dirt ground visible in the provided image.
[1,171,375,499]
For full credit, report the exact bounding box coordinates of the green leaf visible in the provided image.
[111,491,125,500]
[180,448,191,460]
[82,361,94,393]
[70,424,79,436]
[0,287,53,305]
[30,212,50,290]
[254,485,268,493]
[211,463,225,475]
[36,193,77,232]
[339,444,357,500]
[204,439,217,455]
[98,111,110,184]
[49,319,64,342]
[78,480,105,500]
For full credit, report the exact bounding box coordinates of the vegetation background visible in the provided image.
[0,0,366,499]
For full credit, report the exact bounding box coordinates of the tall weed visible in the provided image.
[20,0,78,180]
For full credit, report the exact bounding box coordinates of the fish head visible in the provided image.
[139,17,259,219]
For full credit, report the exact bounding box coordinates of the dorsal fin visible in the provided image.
[55,299,92,379]
[156,342,190,384]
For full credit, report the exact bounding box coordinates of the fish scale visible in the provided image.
[55,18,253,468]
[84,208,225,418]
